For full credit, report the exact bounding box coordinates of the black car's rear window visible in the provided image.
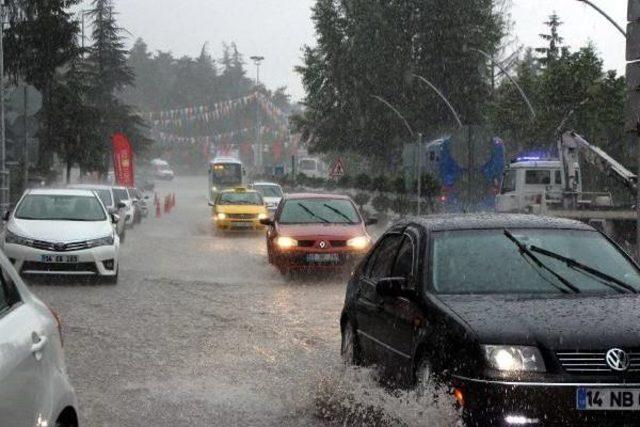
[430,229,640,295]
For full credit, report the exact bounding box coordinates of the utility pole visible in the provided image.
[417,133,423,216]
[250,56,264,172]
[628,0,640,258]
[0,0,7,213]
[23,86,28,190]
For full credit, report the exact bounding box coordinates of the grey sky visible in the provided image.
[75,1,627,102]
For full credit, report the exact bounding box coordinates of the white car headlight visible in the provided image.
[275,236,297,249]
[5,230,34,247]
[483,345,545,372]
[258,213,268,220]
[216,212,226,220]
[87,234,115,248]
[347,235,371,250]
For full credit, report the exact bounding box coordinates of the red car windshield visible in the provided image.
[279,199,360,224]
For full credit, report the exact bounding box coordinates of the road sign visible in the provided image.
[329,158,345,179]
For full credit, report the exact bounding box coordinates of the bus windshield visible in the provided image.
[211,163,242,186]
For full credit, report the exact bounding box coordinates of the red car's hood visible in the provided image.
[276,222,366,239]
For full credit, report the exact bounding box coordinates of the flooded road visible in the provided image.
[29,176,456,426]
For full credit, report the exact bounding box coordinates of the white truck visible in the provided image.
[497,131,638,247]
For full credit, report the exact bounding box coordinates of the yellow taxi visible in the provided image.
[213,187,269,230]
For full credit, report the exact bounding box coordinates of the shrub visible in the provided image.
[371,194,391,215]
[354,173,371,191]
[338,175,352,188]
[353,192,371,210]
[371,175,391,193]
[392,176,406,194]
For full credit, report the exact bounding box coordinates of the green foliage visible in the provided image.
[354,173,371,191]
[371,194,391,215]
[294,0,506,166]
[353,192,371,210]
[371,175,391,193]
[337,175,352,188]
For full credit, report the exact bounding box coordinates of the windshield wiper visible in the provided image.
[322,203,355,223]
[296,203,330,223]
[530,245,637,294]
[504,229,580,294]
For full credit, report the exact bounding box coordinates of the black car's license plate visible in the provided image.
[40,254,79,263]
[577,387,640,410]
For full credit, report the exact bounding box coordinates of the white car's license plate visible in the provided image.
[40,254,79,263]
[577,387,640,410]
[307,253,340,263]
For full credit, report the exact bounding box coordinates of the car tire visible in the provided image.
[341,319,360,365]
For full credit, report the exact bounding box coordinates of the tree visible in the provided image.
[4,0,82,172]
[85,0,137,174]
[294,0,506,168]
[535,13,564,67]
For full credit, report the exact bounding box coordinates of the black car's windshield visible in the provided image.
[253,185,283,198]
[15,195,107,221]
[279,199,360,224]
[217,192,263,205]
[431,229,640,295]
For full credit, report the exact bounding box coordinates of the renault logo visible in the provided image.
[606,348,630,371]
[319,241,327,249]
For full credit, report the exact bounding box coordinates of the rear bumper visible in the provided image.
[454,375,640,425]
[216,219,265,230]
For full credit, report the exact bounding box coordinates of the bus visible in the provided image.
[209,157,244,206]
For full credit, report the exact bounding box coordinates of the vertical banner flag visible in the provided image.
[112,133,135,186]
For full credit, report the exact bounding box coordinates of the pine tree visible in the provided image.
[535,13,564,67]
[85,0,136,175]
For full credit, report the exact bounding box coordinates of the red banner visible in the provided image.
[112,133,134,187]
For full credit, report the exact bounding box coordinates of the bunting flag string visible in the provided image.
[153,126,287,146]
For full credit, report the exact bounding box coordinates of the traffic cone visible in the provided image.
[155,200,161,218]
[164,196,170,213]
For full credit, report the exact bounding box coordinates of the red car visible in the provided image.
[261,193,377,275]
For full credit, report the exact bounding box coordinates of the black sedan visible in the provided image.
[340,214,640,425]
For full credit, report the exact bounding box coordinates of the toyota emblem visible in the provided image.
[606,348,630,371]
[319,241,327,249]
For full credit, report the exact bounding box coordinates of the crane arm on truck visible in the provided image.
[560,131,637,194]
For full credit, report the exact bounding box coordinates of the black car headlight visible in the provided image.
[482,345,546,372]
[5,230,34,247]
[87,234,115,248]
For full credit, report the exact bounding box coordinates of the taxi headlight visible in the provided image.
[347,235,371,250]
[483,345,545,372]
[87,234,115,248]
[258,213,268,220]
[275,236,297,249]
[216,212,227,220]
[5,230,33,247]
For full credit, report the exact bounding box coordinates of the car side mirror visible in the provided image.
[2,210,10,221]
[111,213,120,224]
[117,202,126,209]
[376,277,412,298]
[260,218,274,226]
[365,218,378,226]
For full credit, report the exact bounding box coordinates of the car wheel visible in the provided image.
[341,319,360,365]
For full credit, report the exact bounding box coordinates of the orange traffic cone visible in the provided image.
[155,200,161,218]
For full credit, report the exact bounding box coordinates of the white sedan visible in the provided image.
[2,188,120,283]
[0,245,78,425]
[251,182,284,214]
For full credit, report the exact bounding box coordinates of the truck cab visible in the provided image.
[496,158,581,213]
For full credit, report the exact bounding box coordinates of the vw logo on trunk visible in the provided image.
[606,348,630,371]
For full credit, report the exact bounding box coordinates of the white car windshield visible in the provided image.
[15,195,107,222]
[253,185,283,198]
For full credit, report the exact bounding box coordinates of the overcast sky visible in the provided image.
[74,0,627,102]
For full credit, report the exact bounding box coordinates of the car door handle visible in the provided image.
[31,334,48,358]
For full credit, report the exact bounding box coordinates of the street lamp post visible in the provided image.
[0,0,7,213]
[370,95,425,216]
[250,56,264,172]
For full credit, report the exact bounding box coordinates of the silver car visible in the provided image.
[0,248,78,426]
